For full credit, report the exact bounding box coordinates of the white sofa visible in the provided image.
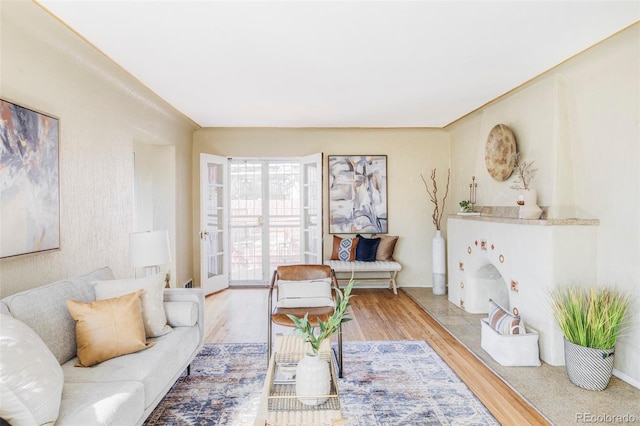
[0,267,204,426]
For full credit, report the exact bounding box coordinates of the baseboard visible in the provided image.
[613,368,640,389]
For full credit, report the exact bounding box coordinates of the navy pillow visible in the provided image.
[355,235,381,262]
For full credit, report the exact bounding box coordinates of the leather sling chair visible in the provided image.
[267,264,344,377]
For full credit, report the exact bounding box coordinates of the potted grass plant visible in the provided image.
[287,279,354,405]
[550,286,630,391]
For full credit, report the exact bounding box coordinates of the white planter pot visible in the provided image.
[519,189,542,219]
[295,352,330,406]
[432,230,446,295]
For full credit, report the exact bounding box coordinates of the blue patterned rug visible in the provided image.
[144,340,498,425]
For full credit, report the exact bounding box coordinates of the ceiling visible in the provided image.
[38,1,639,128]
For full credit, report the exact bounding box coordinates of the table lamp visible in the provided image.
[129,230,171,277]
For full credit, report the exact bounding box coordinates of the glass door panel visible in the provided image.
[200,154,228,294]
[229,161,264,283]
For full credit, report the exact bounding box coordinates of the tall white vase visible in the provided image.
[295,352,330,406]
[432,230,446,295]
[519,189,543,219]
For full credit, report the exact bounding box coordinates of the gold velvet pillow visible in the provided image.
[330,235,359,261]
[66,290,154,367]
[372,234,399,261]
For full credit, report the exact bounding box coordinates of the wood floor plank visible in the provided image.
[204,287,550,425]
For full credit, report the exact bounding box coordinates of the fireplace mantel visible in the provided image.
[446,215,599,365]
[450,213,599,226]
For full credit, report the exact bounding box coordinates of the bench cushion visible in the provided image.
[324,260,402,272]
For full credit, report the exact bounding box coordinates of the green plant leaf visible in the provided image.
[550,286,629,349]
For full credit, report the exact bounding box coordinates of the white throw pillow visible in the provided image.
[276,278,334,308]
[0,314,64,426]
[94,274,172,337]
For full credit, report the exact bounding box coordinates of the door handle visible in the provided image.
[258,216,264,227]
[200,230,209,240]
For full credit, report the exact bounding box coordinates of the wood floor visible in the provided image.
[205,287,550,425]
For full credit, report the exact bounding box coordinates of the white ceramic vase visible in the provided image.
[295,352,330,406]
[432,230,446,295]
[519,189,542,220]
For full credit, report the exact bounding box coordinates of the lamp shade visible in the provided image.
[129,230,171,268]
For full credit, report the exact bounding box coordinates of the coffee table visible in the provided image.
[254,335,344,426]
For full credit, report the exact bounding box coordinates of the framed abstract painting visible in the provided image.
[1,99,60,258]
[328,155,387,234]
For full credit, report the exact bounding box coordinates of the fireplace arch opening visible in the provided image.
[474,263,509,311]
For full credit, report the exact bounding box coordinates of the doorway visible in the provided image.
[228,155,322,285]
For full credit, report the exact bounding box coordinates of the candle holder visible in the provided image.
[469,176,477,212]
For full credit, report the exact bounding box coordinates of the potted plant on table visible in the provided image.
[459,200,472,213]
[287,279,354,405]
[550,286,630,391]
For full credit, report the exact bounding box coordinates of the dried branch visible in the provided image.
[510,152,538,191]
[421,168,450,230]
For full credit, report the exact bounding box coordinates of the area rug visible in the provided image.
[144,340,498,425]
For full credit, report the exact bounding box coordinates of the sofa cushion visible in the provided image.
[62,326,200,411]
[0,314,64,426]
[0,267,115,364]
[94,274,172,337]
[330,235,359,261]
[355,234,381,262]
[57,381,144,426]
[67,290,154,367]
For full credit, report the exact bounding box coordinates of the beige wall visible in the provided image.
[193,127,450,287]
[447,24,639,385]
[0,1,198,296]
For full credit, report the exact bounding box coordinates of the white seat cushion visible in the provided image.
[57,381,144,426]
[325,260,402,272]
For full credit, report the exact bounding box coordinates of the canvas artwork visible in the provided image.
[328,155,387,234]
[0,99,60,258]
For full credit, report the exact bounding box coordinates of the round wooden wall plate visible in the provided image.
[485,124,516,181]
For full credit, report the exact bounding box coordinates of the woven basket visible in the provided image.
[564,339,615,391]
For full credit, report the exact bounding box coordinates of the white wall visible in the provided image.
[193,127,451,288]
[0,1,197,295]
[447,24,639,386]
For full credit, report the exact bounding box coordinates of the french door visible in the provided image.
[229,154,322,285]
[199,154,229,295]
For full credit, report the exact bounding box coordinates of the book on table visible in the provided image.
[273,362,297,384]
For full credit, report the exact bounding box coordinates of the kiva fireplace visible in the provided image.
[447,215,599,365]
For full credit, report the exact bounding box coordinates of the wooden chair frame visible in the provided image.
[267,264,343,377]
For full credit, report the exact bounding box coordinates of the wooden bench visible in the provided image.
[324,260,402,295]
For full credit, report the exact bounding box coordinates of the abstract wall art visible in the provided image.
[1,99,60,258]
[328,155,387,234]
